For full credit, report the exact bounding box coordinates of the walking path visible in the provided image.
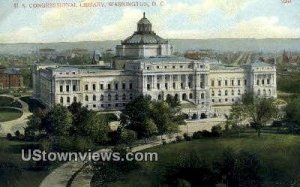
[39,119,226,187]
[0,95,32,136]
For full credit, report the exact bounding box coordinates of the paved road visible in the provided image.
[0,95,32,136]
[39,120,225,187]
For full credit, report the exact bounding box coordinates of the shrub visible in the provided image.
[14,130,21,139]
[6,133,13,140]
[211,125,222,137]
[192,131,202,139]
[183,133,192,141]
[176,135,183,142]
[72,136,95,152]
[272,120,283,127]
[201,130,211,137]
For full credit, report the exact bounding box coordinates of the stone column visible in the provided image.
[162,75,165,90]
[185,74,189,89]
[170,74,174,90]
[178,74,181,90]
[153,75,157,90]
[70,80,73,93]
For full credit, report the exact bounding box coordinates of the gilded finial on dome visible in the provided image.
[143,12,146,18]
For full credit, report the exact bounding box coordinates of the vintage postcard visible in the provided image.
[0,0,300,186]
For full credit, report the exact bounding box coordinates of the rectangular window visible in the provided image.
[218,80,221,86]
[147,84,150,90]
[129,83,133,90]
[165,83,168,90]
[173,83,176,89]
[181,83,184,89]
[225,80,228,86]
[115,83,118,90]
[66,85,70,92]
[122,83,126,90]
[238,80,241,86]
[60,85,63,92]
[100,84,104,90]
[93,84,96,91]
[267,79,270,84]
[244,80,247,86]
[211,80,215,87]
[257,80,259,85]
[73,85,76,91]
[85,85,88,91]
[108,84,111,90]
[231,80,234,86]
[157,83,160,90]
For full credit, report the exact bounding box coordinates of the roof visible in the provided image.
[121,12,168,45]
[0,68,21,75]
[249,60,273,67]
[135,56,194,63]
[122,32,168,45]
[210,64,242,71]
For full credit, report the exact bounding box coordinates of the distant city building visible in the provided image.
[0,68,24,90]
[33,13,277,118]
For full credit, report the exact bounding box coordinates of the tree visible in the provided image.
[120,95,153,138]
[245,97,278,137]
[45,105,73,136]
[225,103,247,136]
[81,112,111,144]
[228,94,279,137]
[68,102,90,136]
[285,97,300,134]
[119,129,137,145]
[121,95,184,139]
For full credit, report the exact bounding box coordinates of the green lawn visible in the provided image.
[106,133,300,187]
[0,108,23,122]
[0,138,59,187]
[0,96,22,108]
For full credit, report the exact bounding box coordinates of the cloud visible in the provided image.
[158,0,255,22]
[219,16,300,38]
[72,8,142,41]
[0,27,38,43]
[40,0,97,31]
[161,16,300,39]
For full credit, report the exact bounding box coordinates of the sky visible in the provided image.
[0,0,299,43]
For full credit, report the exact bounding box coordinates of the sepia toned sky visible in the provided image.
[0,0,299,43]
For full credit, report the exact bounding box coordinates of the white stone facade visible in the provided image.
[32,13,277,118]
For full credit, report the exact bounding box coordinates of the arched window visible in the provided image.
[158,94,162,100]
[100,95,104,101]
[189,93,193,99]
[93,95,96,101]
[85,95,89,101]
[60,97,63,104]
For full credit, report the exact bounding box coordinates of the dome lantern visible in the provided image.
[137,12,152,33]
